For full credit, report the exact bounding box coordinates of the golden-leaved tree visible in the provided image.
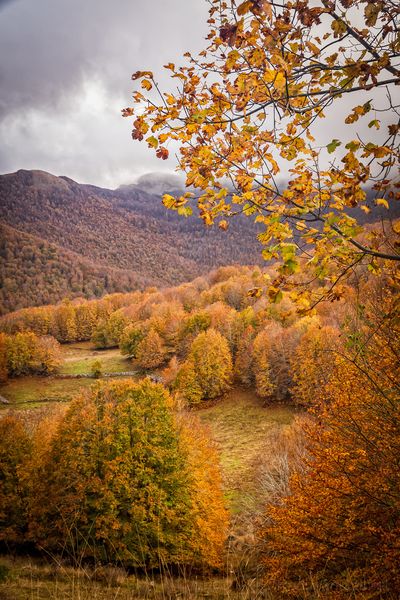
[135,328,167,369]
[17,380,228,568]
[252,329,274,399]
[0,414,32,548]
[175,328,233,404]
[2,332,61,378]
[124,0,399,306]
[291,322,341,406]
[260,281,400,597]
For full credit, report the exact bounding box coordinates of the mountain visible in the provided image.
[0,169,262,314]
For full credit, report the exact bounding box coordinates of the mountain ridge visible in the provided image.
[0,169,262,314]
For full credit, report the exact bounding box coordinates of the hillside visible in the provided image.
[0,223,155,313]
[0,169,262,314]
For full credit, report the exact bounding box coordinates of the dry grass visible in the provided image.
[199,388,296,515]
[0,556,275,600]
[0,376,95,409]
[0,385,298,599]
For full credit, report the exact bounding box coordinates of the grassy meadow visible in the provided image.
[0,341,295,599]
[0,343,135,409]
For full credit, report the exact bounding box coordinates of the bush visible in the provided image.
[90,359,102,378]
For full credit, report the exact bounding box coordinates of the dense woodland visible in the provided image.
[1,263,399,597]
[0,223,149,313]
[0,169,263,314]
[1,170,395,317]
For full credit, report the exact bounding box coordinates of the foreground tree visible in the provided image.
[125,0,399,305]
[0,415,32,548]
[28,380,227,568]
[261,283,400,597]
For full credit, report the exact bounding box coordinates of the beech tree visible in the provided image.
[252,329,274,399]
[260,280,400,596]
[234,324,255,386]
[125,0,400,305]
[291,322,341,406]
[176,328,233,403]
[3,332,61,377]
[91,310,128,349]
[135,328,167,369]
[119,322,145,357]
[0,333,8,382]
[0,414,32,548]
[27,380,227,568]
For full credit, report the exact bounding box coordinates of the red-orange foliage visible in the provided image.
[0,414,32,547]
[261,286,400,597]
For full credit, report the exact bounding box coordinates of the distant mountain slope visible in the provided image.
[0,223,154,314]
[0,169,262,314]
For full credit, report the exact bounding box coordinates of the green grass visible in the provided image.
[0,376,95,408]
[198,388,295,514]
[0,343,135,410]
[60,343,132,375]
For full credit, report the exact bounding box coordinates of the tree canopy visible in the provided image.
[125,0,400,306]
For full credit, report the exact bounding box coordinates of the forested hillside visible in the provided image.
[0,223,152,312]
[0,169,262,314]
[0,263,399,598]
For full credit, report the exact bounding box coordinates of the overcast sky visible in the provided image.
[0,1,394,190]
[0,0,208,188]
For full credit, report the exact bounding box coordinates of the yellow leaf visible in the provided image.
[376,198,389,209]
[141,79,153,91]
[146,136,158,148]
[237,0,252,15]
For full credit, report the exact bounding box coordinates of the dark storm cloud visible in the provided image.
[0,0,208,187]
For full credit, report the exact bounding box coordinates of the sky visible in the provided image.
[0,0,208,188]
[0,1,394,190]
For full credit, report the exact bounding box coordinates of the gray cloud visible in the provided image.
[0,1,395,189]
[0,0,208,187]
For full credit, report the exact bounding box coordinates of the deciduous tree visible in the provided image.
[252,329,274,399]
[135,328,167,369]
[125,0,400,305]
[181,328,233,402]
[28,380,227,568]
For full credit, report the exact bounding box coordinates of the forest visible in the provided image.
[0,170,262,314]
[1,261,399,598]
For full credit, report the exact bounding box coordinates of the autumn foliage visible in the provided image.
[1,259,400,595]
[0,331,61,380]
[260,283,400,597]
[0,380,227,569]
[125,0,399,309]
[175,329,233,404]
